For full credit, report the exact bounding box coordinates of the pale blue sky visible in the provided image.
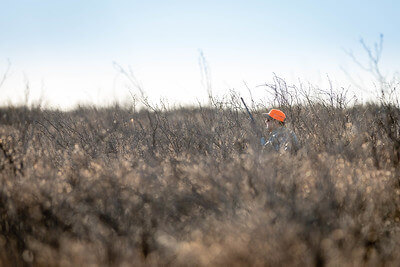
[1,0,399,108]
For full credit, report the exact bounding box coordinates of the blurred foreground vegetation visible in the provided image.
[0,92,400,266]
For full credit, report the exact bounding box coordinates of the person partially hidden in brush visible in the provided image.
[261,109,299,154]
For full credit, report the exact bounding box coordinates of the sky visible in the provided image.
[1,0,399,109]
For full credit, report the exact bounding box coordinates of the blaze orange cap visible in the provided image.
[263,109,286,122]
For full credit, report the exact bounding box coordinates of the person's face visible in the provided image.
[265,117,279,131]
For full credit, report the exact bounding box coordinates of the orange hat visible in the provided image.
[263,109,286,122]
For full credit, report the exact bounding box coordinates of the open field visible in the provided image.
[0,96,400,266]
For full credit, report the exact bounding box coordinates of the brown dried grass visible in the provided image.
[0,102,399,266]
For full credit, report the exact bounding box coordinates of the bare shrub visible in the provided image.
[0,80,399,266]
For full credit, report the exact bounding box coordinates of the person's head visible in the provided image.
[263,109,286,131]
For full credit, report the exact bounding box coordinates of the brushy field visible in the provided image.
[0,92,400,266]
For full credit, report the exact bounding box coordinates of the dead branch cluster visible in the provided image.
[0,84,399,266]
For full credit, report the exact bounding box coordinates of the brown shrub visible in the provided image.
[0,100,399,266]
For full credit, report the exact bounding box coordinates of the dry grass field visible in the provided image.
[0,88,400,266]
